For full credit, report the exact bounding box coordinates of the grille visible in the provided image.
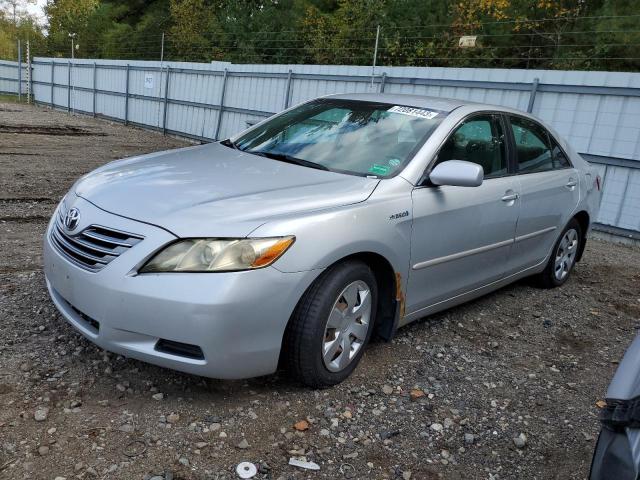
[50,208,143,272]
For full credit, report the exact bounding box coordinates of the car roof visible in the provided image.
[323,93,470,113]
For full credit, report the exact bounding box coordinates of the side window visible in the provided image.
[550,138,571,169]
[509,116,554,173]
[436,115,507,178]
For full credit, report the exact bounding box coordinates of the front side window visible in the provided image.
[435,114,507,178]
[509,116,555,173]
[231,100,446,178]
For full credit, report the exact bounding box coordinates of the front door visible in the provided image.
[406,113,520,315]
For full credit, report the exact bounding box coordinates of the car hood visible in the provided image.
[74,143,379,237]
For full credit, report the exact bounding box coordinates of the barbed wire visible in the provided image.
[9,14,639,71]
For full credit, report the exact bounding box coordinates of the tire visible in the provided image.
[536,218,582,289]
[282,260,378,388]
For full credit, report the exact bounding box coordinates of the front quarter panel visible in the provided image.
[250,177,414,288]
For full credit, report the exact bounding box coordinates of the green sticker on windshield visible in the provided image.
[368,164,391,176]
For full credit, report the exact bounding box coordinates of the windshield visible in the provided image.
[230,99,447,178]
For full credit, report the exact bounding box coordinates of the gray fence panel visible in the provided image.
[22,57,640,235]
[0,60,27,95]
[618,169,640,231]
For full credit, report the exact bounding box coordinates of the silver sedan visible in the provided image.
[44,94,602,387]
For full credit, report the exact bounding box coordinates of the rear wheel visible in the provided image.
[282,260,377,388]
[536,218,582,288]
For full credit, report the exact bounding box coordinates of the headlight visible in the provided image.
[140,236,295,273]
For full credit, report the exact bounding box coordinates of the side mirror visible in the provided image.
[429,160,484,187]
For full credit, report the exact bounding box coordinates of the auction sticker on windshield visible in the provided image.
[388,105,440,119]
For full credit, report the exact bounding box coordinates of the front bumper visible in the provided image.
[44,196,318,379]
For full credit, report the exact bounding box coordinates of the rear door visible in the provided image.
[506,115,580,274]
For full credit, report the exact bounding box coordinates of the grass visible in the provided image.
[0,93,29,103]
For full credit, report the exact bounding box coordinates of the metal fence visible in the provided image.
[0,59,28,97]
[1,57,639,238]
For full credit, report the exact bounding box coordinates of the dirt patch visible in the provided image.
[0,101,639,480]
[0,124,106,136]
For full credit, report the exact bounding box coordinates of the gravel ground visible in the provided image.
[1,101,639,480]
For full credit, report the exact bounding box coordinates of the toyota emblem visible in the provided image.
[64,207,80,231]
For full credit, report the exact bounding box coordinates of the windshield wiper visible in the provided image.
[220,138,239,149]
[249,151,329,171]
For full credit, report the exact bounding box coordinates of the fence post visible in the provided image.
[26,41,31,104]
[283,69,292,109]
[50,61,54,107]
[162,66,170,135]
[17,40,22,101]
[527,77,539,113]
[92,62,97,117]
[124,64,130,125]
[67,61,71,113]
[213,68,228,141]
[379,72,387,93]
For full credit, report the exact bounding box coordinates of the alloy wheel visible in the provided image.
[322,280,372,372]
[554,228,579,281]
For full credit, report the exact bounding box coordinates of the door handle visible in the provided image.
[566,179,577,188]
[501,193,519,202]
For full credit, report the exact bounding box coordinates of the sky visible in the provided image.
[25,0,47,24]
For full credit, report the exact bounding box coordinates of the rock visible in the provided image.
[34,407,49,422]
[166,413,180,424]
[20,362,32,372]
[294,419,310,431]
[382,385,394,395]
[402,471,412,480]
[410,389,425,402]
[464,433,475,444]
[430,423,443,432]
[38,445,50,456]
[118,424,134,433]
[178,457,189,466]
[236,438,250,449]
[320,429,330,436]
[195,442,208,449]
[513,433,527,449]
[152,393,164,401]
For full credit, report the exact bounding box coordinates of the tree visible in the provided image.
[45,0,99,57]
[0,1,44,60]
[0,0,36,24]
[169,0,219,61]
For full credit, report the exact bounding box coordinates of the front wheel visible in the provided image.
[536,218,582,288]
[282,260,377,388]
